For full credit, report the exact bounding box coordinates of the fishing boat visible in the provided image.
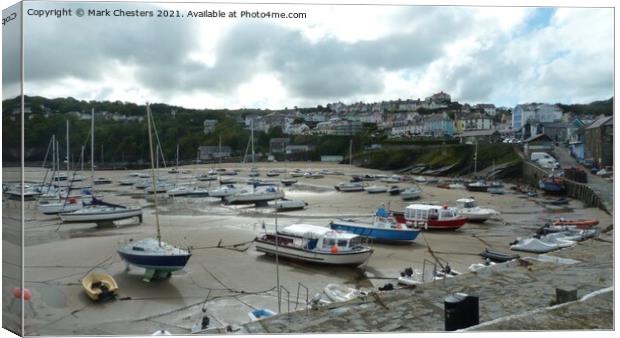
[323,284,365,302]
[117,103,191,282]
[254,223,374,265]
[403,204,467,230]
[272,199,307,211]
[400,187,421,201]
[329,214,420,242]
[455,198,498,223]
[224,185,284,205]
[538,171,565,194]
[248,308,276,321]
[81,271,119,301]
[365,185,388,194]
[335,182,364,192]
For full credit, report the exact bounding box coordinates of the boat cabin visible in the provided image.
[456,198,478,209]
[272,224,363,252]
[404,204,459,222]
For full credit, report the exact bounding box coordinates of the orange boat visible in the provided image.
[551,219,599,228]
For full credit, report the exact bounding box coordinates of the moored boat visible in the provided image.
[404,204,467,230]
[38,197,83,215]
[254,224,374,265]
[330,207,419,242]
[60,198,143,223]
[248,308,276,321]
[479,248,520,263]
[272,199,307,211]
[280,178,298,186]
[400,187,421,201]
[224,185,284,205]
[335,182,364,192]
[365,185,388,194]
[323,284,365,302]
[551,218,599,228]
[388,186,401,195]
[455,198,498,223]
[81,271,119,301]
[466,180,489,192]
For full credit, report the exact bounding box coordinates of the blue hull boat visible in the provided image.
[117,238,191,281]
[330,220,420,242]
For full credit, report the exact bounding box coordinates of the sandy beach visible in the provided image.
[3,162,612,335]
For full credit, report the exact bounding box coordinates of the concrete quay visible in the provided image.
[241,235,613,333]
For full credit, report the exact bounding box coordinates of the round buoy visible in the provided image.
[12,287,31,301]
[331,245,339,254]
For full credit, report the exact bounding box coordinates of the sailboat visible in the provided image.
[466,141,488,192]
[60,109,142,224]
[117,103,191,282]
[168,144,180,174]
[487,160,505,194]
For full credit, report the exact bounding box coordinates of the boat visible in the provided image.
[248,308,276,321]
[366,185,388,194]
[538,171,565,194]
[379,176,400,183]
[400,187,421,201]
[455,198,498,223]
[403,204,467,230]
[224,185,284,205]
[289,172,304,178]
[219,177,236,184]
[323,284,365,302]
[266,170,280,177]
[145,183,170,194]
[119,178,137,186]
[468,260,496,272]
[487,182,505,195]
[388,186,401,195]
[272,199,307,211]
[94,177,112,185]
[60,198,143,223]
[466,180,489,192]
[167,185,191,197]
[38,197,83,215]
[546,197,570,205]
[81,271,119,301]
[304,172,324,179]
[254,223,374,265]
[196,174,217,181]
[208,184,238,198]
[248,170,260,177]
[448,183,466,189]
[280,178,298,186]
[551,218,598,228]
[117,103,191,282]
[510,237,566,253]
[479,248,520,263]
[335,182,364,192]
[413,176,427,183]
[329,207,419,242]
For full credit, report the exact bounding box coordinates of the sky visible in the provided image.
[3,1,615,110]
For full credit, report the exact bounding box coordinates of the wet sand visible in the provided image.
[5,162,612,335]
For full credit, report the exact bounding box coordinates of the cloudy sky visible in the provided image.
[5,1,614,109]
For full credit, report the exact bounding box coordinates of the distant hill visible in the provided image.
[557,97,613,116]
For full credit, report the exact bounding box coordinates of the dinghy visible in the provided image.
[480,248,520,263]
[323,284,364,302]
[81,271,119,301]
[248,308,276,321]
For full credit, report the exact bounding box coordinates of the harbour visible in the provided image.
[3,161,612,335]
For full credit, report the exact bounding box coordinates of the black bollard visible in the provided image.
[444,293,479,331]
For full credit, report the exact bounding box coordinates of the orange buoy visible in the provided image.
[12,287,31,301]
[331,245,339,254]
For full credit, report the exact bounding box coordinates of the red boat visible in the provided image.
[552,218,599,228]
[395,204,467,230]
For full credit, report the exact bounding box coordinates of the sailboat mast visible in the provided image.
[218,134,222,165]
[146,104,162,246]
[176,144,179,169]
[474,141,478,175]
[66,120,70,177]
[91,108,95,188]
[349,139,353,166]
[251,119,255,164]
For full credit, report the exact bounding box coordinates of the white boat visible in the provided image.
[208,184,238,198]
[290,172,305,178]
[272,199,307,211]
[280,178,298,186]
[224,185,284,204]
[468,260,496,272]
[379,177,400,183]
[38,198,83,215]
[448,183,465,189]
[335,182,364,192]
[254,223,374,265]
[455,198,498,223]
[304,172,324,179]
[167,186,191,197]
[366,185,388,194]
[60,199,143,223]
[414,176,427,183]
[94,177,112,185]
[510,238,560,253]
[219,177,236,184]
[266,170,280,177]
[400,187,421,201]
[134,180,150,189]
[145,183,170,194]
[196,173,217,181]
[119,178,137,186]
[323,284,365,302]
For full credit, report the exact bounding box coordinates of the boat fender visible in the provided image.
[331,245,339,254]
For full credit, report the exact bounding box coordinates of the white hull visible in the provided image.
[38,201,83,214]
[226,191,284,204]
[254,241,373,265]
[60,207,142,222]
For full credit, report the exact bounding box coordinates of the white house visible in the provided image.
[512,103,562,130]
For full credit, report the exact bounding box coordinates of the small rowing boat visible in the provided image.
[81,271,118,301]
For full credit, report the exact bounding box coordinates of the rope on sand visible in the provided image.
[190,239,254,252]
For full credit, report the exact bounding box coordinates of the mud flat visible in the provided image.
[5,162,612,335]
